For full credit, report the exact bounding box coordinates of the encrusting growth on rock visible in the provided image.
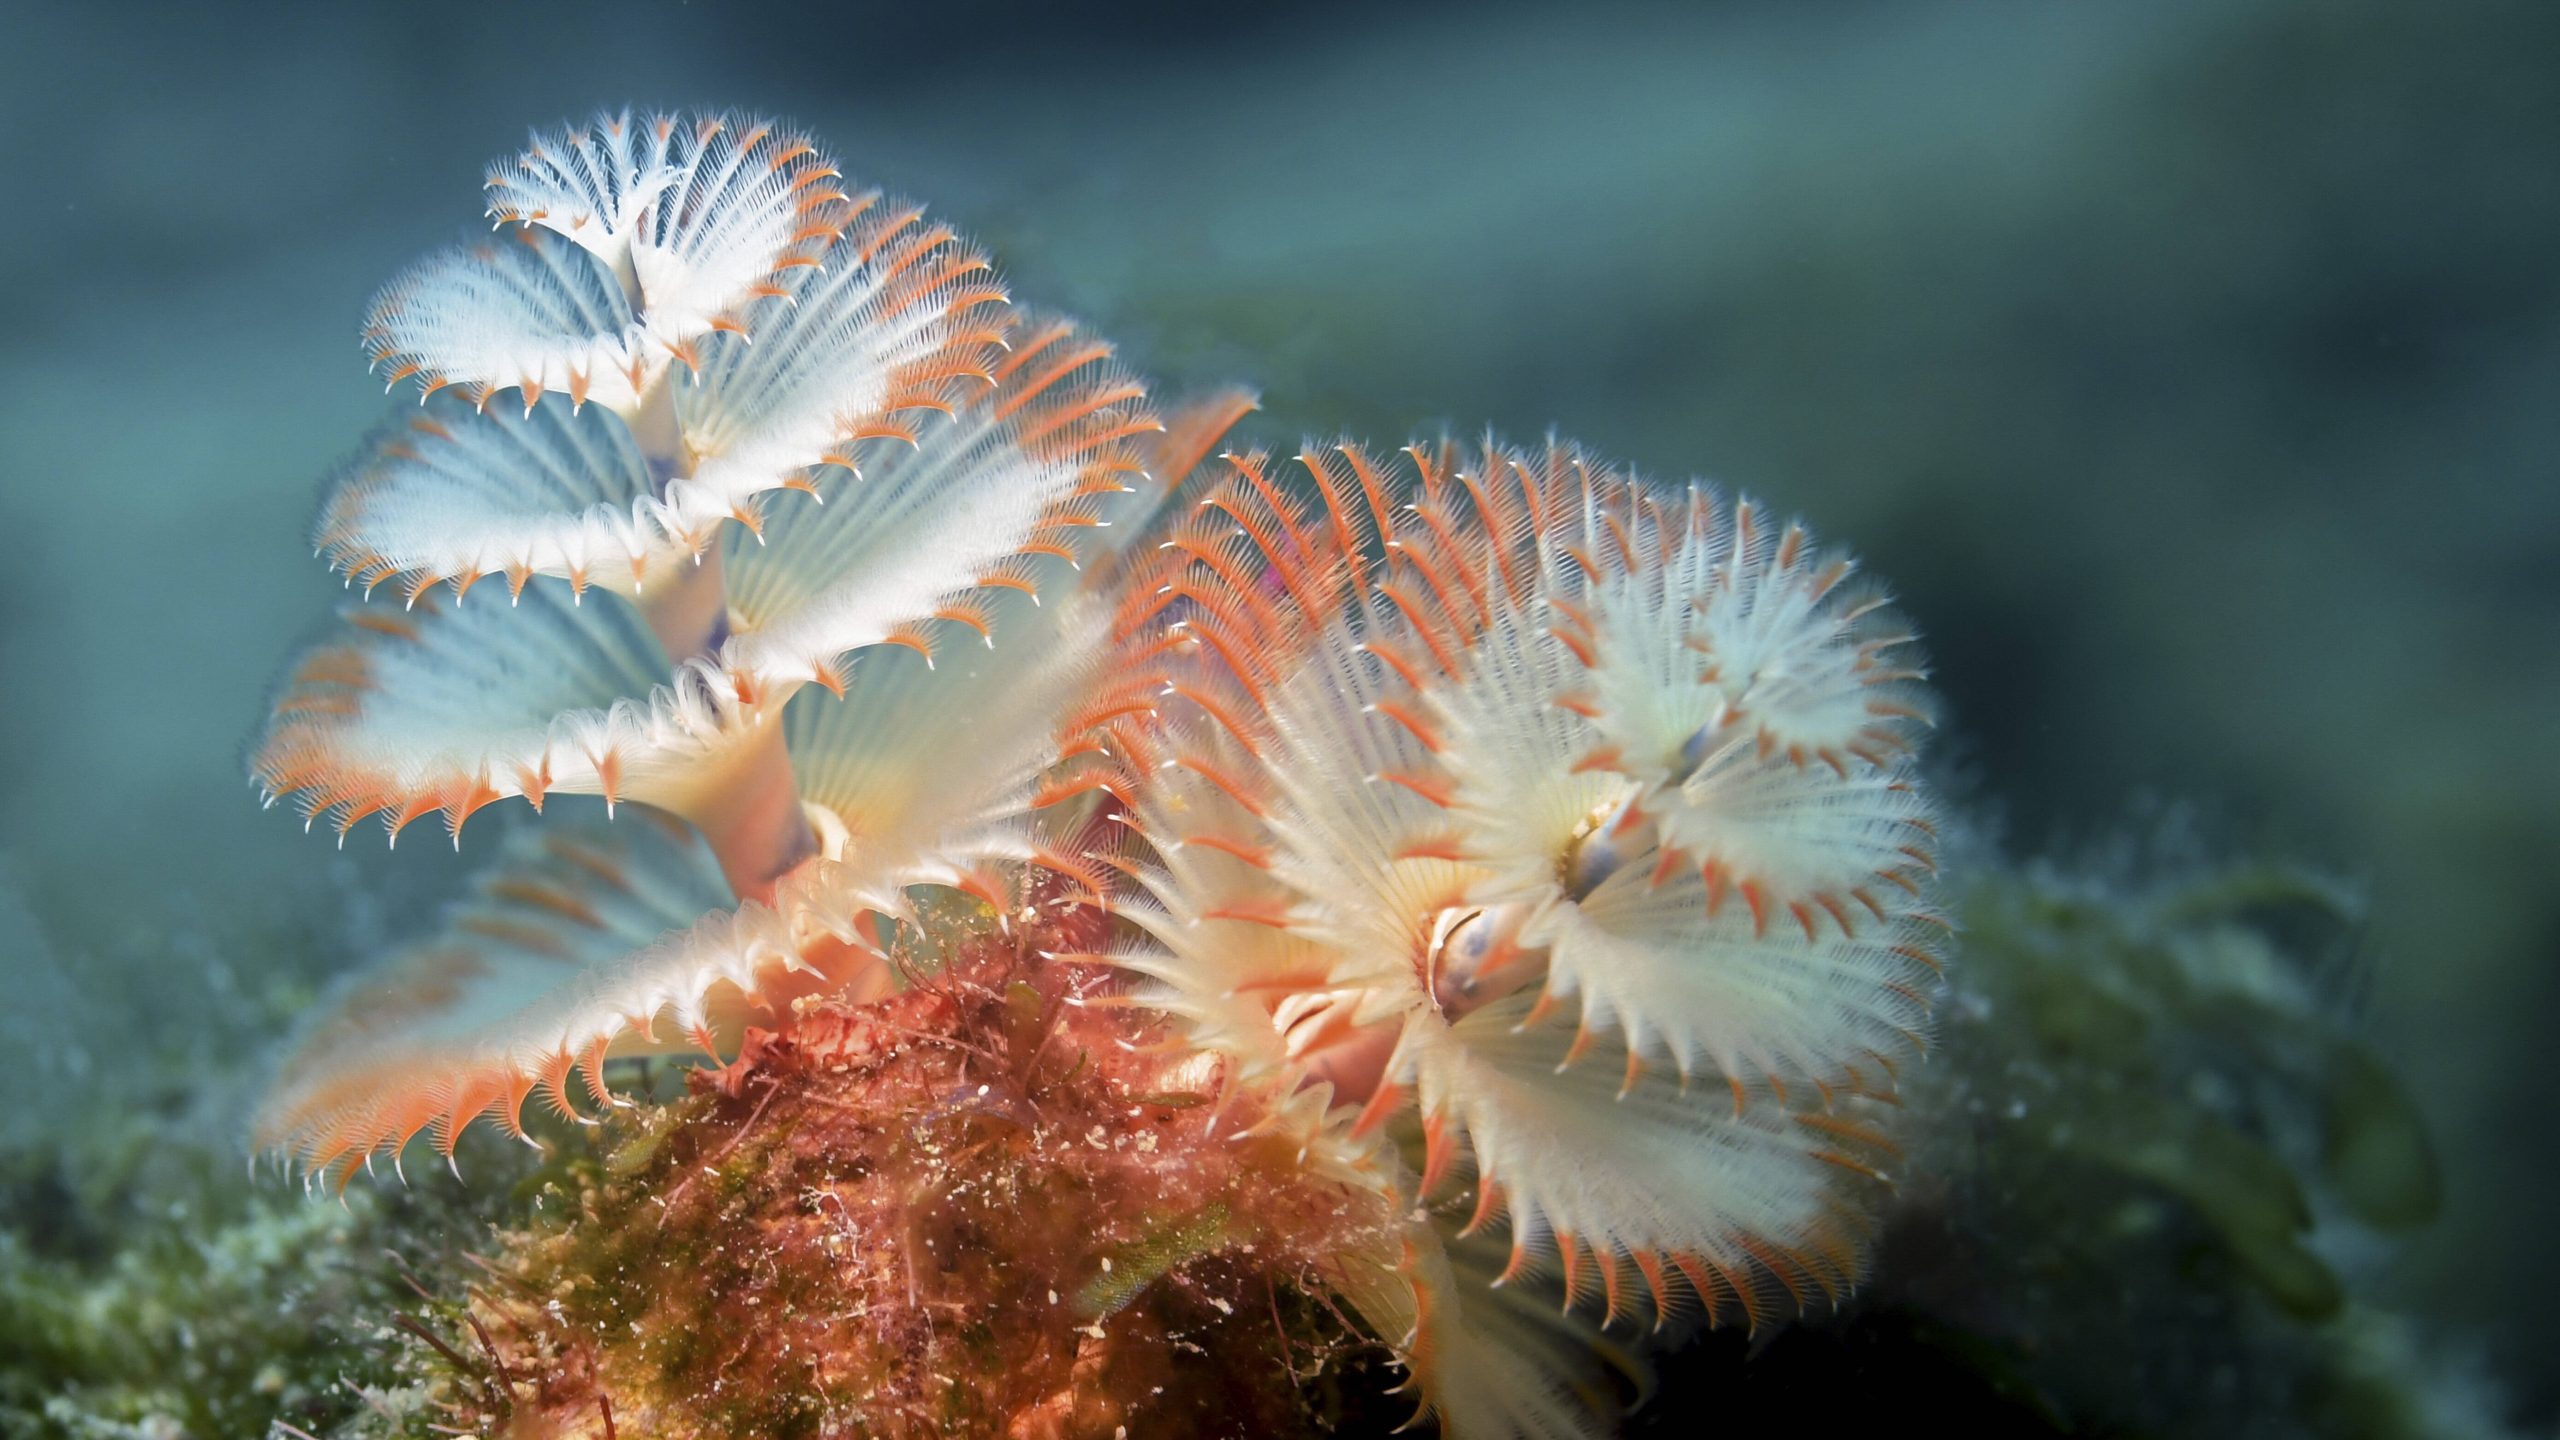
[427,883,1413,1440]
[248,108,1948,1439]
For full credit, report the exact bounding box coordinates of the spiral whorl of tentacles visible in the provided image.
[1082,440,1946,1437]
[248,110,1946,1440]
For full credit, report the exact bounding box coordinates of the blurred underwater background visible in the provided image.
[0,0,2554,1434]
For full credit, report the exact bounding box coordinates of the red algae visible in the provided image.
[422,888,1408,1440]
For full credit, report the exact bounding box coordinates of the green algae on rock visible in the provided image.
[1856,849,2472,1439]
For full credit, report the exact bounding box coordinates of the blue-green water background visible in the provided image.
[1,0,2553,1418]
